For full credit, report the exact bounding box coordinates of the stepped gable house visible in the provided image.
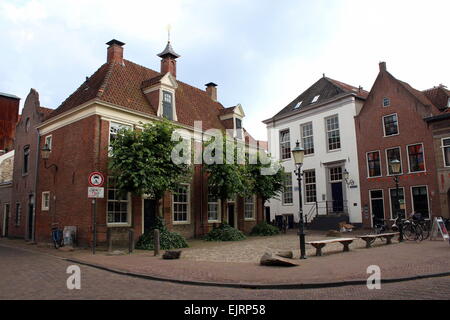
[355,62,445,227]
[35,39,265,246]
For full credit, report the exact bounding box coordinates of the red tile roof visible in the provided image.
[47,59,233,131]
[422,85,450,111]
[326,77,369,99]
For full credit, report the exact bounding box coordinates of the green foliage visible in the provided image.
[250,221,280,236]
[204,223,246,242]
[135,216,189,250]
[203,134,246,201]
[245,155,285,202]
[109,119,191,199]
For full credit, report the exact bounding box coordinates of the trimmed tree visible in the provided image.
[108,119,191,241]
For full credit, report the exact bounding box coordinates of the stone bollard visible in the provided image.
[128,229,134,254]
[154,229,160,256]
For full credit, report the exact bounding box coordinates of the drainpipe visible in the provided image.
[32,128,40,243]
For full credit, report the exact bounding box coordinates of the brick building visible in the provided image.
[424,85,450,219]
[9,89,53,240]
[0,92,20,153]
[0,151,14,237]
[355,62,444,227]
[34,39,265,246]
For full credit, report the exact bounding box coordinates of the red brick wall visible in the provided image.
[355,71,441,227]
[10,90,42,239]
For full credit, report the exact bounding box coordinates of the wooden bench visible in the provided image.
[306,238,357,256]
[357,232,399,248]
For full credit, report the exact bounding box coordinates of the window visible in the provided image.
[383,114,399,136]
[326,115,341,151]
[207,189,220,222]
[383,97,390,107]
[23,146,30,175]
[109,122,132,148]
[45,135,52,151]
[312,95,320,103]
[366,151,381,177]
[389,188,405,219]
[15,203,21,226]
[442,138,450,167]
[244,196,255,220]
[235,118,243,139]
[408,144,425,172]
[282,173,293,205]
[162,91,173,120]
[304,170,317,203]
[106,177,130,224]
[329,167,343,182]
[293,101,302,109]
[411,186,429,218]
[42,192,50,211]
[25,118,30,132]
[386,147,402,175]
[173,184,190,223]
[279,130,291,160]
[301,122,314,155]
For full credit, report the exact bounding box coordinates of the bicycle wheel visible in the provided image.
[420,221,430,240]
[415,224,424,242]
[403,223,417,241]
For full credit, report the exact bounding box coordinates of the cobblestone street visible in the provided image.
[1,244,450,300]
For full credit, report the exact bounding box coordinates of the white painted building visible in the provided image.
[263,76,368,227]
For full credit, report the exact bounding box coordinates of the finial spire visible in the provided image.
[167,24,171,42]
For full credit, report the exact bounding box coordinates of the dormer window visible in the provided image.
[162,91,173,120]
[235,118,243,139]
[293,101,302,109]
[312,95,320,103]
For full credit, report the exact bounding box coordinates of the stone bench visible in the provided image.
[306,238,357,256]
[357,232,399,248]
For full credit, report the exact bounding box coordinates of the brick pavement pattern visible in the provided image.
[1,245,450,300]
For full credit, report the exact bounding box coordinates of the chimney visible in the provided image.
[157,41,180,77]
[106,39,125,64]
[205,82,218,101]
[379,61,387,72]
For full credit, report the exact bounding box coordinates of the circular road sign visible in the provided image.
[89,172,105,187]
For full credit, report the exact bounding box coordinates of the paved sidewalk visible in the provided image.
[2,235,449,287]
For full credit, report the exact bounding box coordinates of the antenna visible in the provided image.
[166,24,172,42]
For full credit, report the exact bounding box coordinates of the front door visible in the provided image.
[265,207,271,223]
[228,204,235,227]
[331,182,344,212]
[143,199,157,233]
[412,186,430,218]
[370,190,385,225]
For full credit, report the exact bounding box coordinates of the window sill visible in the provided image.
[383,133,400,138]
[327,148,341,153]
[208,220,221,224]
[367,176,383,179]
[408,170,426,174]
[107,223,131,228]
[173,221,191,225]
[244,218,256,222]
[282,203,294,206]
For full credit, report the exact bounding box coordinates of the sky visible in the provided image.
[0,0,449,141]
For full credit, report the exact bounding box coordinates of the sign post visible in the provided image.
[88,172,105,254]
[430,217,449,242]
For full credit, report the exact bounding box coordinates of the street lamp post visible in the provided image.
[390,159,403,242]
[291,141,306,259]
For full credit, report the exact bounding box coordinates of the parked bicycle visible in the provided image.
[410,212,430,240]
[369,214,403,245]
[402,212,427,242]
[51,223,64,249]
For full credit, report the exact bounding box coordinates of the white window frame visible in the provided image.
[388,187,406,220]
[300,122,314,156]
[441,137,450,167]
[366,150,382,178]
[385,146,403,176]
[106,177,131,227]
[108,121,133,155]
[406,142,426,173]
[325,114,341,152]
[279,129,291,161]
[382,113,399,137]
[207,190,221,223]
[382,97,390,107]
[282,172,293,206]
[303,169,317,204]
[172,183,191,225]
[44,135,52,151]
[41,191,50,211]
[410,185,431,219]
[244,195,256,221]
